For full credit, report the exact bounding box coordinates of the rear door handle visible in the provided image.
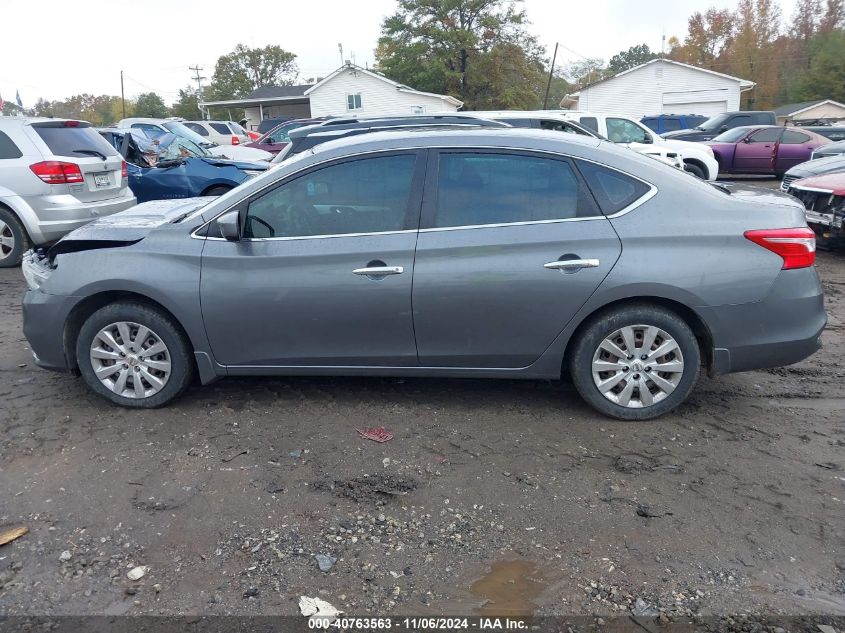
[544,258,600,271]
[352,266,404,276]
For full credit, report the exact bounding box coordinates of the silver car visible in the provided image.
[21,129,825,420]
[0,117,136,266]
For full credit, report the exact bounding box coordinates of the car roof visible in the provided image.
[289,115,508,139]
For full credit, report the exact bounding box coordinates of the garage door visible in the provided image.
[663,100,727,117]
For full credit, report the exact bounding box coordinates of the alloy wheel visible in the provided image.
[0,220,14,261]
[89,321,172,398]
[591,324,685,408]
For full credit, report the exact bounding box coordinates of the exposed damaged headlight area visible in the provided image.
[22,249,54,291]
[788,187,844,215]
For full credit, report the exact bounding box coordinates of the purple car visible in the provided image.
[245,118,326,155]
[706,125,830,176]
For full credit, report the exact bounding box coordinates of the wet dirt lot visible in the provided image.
[0,241,843,619]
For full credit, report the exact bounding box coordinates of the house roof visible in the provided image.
[568,58,755,97]
[199,84,313,107]
[774,99,845,117]
[304,63,464,108]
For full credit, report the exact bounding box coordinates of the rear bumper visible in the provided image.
[33,194,137,243]
[701,266,826,374]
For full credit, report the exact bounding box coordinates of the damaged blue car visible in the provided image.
[97,128,269,203]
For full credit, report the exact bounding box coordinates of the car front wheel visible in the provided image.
[76,302,194,408]
[568,304,701,420]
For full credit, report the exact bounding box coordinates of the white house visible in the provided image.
[199,63,462,130]
[306,64,463,118]
[562,59,755,118]
[774,99,845,124]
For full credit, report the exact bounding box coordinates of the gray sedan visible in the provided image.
[21,129,825,420]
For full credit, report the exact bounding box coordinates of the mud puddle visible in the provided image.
[470,560,546,616]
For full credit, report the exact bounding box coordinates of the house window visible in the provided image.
[346,93,362,110]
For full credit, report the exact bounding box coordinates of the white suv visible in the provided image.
[0,117,136,267]
[559,111,719,180]
[183,120,250,146]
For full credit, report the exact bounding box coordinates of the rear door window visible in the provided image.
[33,125,119,158]
[432,152,600,228]
[577,160,651,214]
[184,122,210,136]
[0,131,22,159]
[781,130,811,144]
[210,123,231,135]
[663,118,682,131]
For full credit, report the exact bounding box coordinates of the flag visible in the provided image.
[15,90,22,109]
[0,93,4,112]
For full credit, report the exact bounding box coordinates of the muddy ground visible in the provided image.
[0,210,843,619]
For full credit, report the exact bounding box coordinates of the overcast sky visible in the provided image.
[0,0,797,106]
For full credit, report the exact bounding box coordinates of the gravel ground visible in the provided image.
[0,197,843,618]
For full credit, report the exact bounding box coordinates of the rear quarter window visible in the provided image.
[577,160,651,214]
[33,125,119,158]
[0,131,22,159]
[663,118,681,131]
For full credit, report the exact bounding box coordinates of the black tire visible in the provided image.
[568,304,701,421]
[204,186,232,197]
[76,302,194,408]
[683,162,707,179]
[0,206,31,268]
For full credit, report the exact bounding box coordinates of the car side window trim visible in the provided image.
[419,148,603,231]
[193,146,657,240]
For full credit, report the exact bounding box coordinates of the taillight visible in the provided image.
[64,120,81,127]
[744,228,816,270]
[29,161,84,184]
[231,135,240,145]
[121,160,128,179]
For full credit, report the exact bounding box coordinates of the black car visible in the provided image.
[780,152,845,191]
[270,115,509,163]
[661,111,777,141]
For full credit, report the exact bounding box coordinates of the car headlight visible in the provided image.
[22,250,53,291]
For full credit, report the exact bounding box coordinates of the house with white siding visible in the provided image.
[561,59,755,118]
[199,63,462,130]
[307,63,463,118]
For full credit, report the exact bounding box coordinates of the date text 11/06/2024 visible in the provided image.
[307,617,529,629]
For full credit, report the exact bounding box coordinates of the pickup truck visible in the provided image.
[558,111,719,180]
[660,111,776,141]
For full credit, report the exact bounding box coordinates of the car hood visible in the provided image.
[199,157,269,170]
[208,144,272,162]
[792,173,845,195]
[48,197,211,258]
[785,154,845,179]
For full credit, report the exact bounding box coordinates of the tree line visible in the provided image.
[4,0,844,124]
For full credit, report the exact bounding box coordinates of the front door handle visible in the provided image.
[352,266,404,276]
[544,258,600,271]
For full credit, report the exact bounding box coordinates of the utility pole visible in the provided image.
[189,65,206,118]
[120,70,126,118]
[338,43,344,67]
[543,42,559,110]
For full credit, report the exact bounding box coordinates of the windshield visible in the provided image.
[711,126,754,143]
[261,120,308,144]
[162,121,216,149]
[696,113,730,131]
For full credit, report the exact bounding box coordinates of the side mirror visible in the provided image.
[719,125,729,133]
[641,134,653,144]
[216,210,241,242]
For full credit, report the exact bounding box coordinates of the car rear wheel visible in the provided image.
[0,207,30,268]
[568,304,701,420]
[76,302,194,408]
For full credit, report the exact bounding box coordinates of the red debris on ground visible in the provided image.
[356,427,394,443]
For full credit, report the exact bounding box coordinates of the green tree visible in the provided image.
[171,87,201,119]
[788,29,845,102]
[134,92,169,118]
[206,44,298,101]
[607,44,658,75]
[375,0,547,110]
